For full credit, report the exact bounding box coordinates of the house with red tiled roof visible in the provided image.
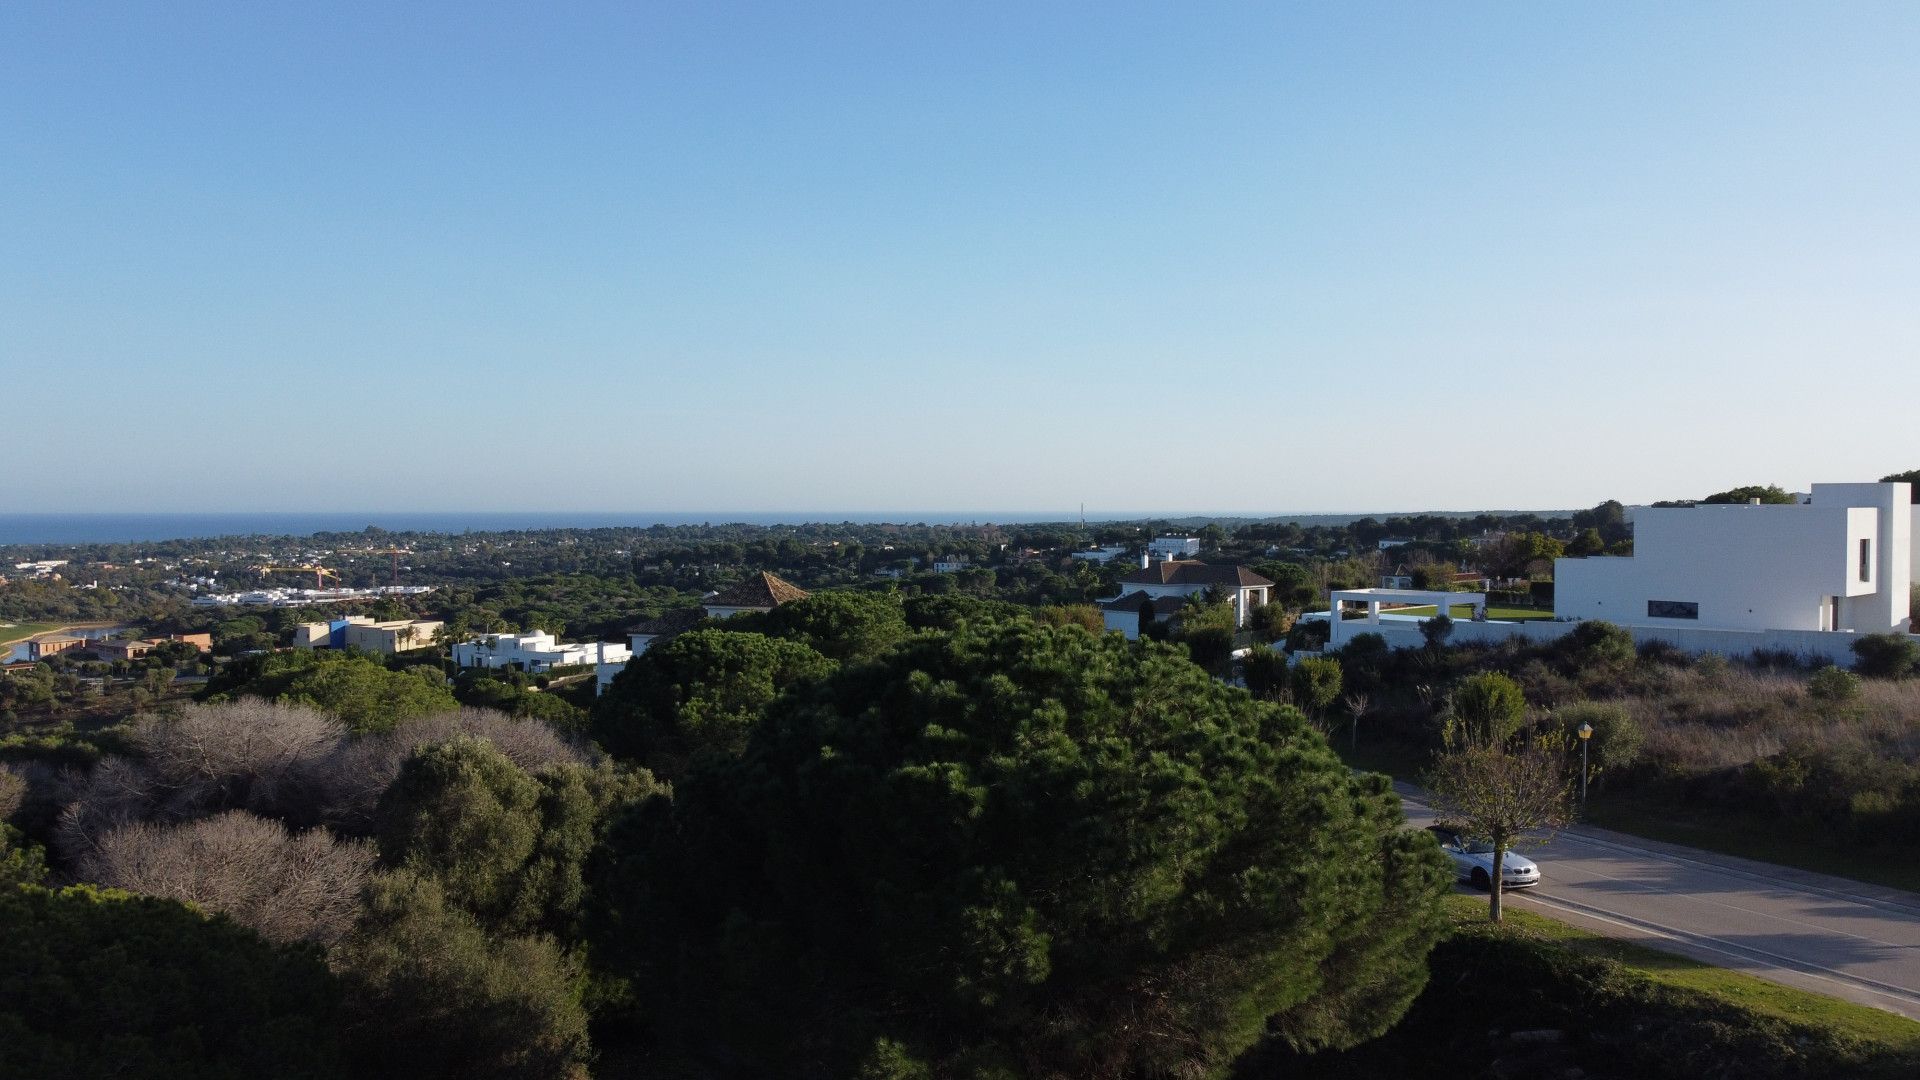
[702,572,810,618]
[1096,558,1275,640]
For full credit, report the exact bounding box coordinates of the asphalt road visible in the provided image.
[1397,783,1920,1019]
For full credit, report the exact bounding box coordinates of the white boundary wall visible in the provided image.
[1332,617,1894,667]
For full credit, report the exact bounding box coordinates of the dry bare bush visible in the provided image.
[0,764,25,822]
[1609,663,1920,776]
[76,809,375,945]
[314,708,591,834]
[56,701,343,859]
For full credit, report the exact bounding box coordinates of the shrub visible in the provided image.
[1853,633,1920,679]
[1556,701,1643,775]
[1808,666,1863,705]
[1558,620,1635,672]
[1445,673,1528,748]
[77,810,375,945]
[1285,618,1331,652]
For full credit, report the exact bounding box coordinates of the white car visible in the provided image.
[1426,825,1541,891]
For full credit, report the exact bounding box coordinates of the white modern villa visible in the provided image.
[453,630,632,674]
[1323,481,1917,663]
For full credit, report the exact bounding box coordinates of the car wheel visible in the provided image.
[1470,868,1490,891]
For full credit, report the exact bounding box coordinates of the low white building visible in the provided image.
[1149,537,1201,559]
[1070,546,1131,563]
[456,630,630,674]
[931,556,970,574]
[1098,559,1275,640]
[1556,482,1914,635]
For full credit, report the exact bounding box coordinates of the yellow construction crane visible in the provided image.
[255,565,340,589]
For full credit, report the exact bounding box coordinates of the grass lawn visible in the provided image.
[1448,893,1920,1051]
[1377,603,1558,621]
[0,622,65,646]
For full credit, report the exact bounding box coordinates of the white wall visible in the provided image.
[1333,618,1878,667]
[1555,484,1912,633]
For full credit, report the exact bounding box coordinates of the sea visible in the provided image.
[0,511,1100,547]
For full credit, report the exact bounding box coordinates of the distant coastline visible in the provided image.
[0,508,1577,547]
[0,511,1085,546]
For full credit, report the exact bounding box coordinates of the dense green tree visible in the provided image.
[591,629,835,778]
[334,871,591,1080]
[377,737,659,939]
[208,651,457,734]
[1240,643,1290,702]
[1290,656,1345,723]
[1702,484,1797,505]
[0,885,346,1080]
[1565,528,1606,557]
[1879,469,1920,501]
[901,593,1024,631]
[596,621,1450,1078]
[762,589,911,662]
[1444,672,1529,748]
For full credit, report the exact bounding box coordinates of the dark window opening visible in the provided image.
[1860,538,1872,583]
[1647,600,1699,620]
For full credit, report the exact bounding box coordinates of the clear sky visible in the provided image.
[4,3,1916,516]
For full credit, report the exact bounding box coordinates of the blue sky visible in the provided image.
[4,3,1916,515]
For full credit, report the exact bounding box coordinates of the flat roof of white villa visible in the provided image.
[1330,587,1487,601]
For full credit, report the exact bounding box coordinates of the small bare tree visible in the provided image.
[1425,673,1570,922]
[1341,691,1370,751]
[77,809,375,945]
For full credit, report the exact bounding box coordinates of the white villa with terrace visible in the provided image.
[453,630,631,674]
[1321,480,1918,664]
[1098,557,1274,640]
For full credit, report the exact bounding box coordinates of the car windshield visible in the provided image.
[1463,840,1497,854]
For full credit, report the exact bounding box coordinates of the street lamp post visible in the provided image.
[1577,721,1593,811]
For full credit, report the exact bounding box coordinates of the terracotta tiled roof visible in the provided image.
[1116,561,1274,588]
[705,571,809,609]
[1096,591,1189,615]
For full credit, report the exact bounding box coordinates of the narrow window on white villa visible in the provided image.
[1647,600,1699,620]
[1860,538,1872,583]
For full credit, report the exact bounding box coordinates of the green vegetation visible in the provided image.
[1484,897,1920,1050]
[1240,894,1920,1079]
[0,621,64,645]
[0,885,348,1080]
[205,650,456,733]
[593,616,1451,1077]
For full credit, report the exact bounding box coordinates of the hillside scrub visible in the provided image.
[1239,898,1920,1080]
[1330,627,1920,853]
